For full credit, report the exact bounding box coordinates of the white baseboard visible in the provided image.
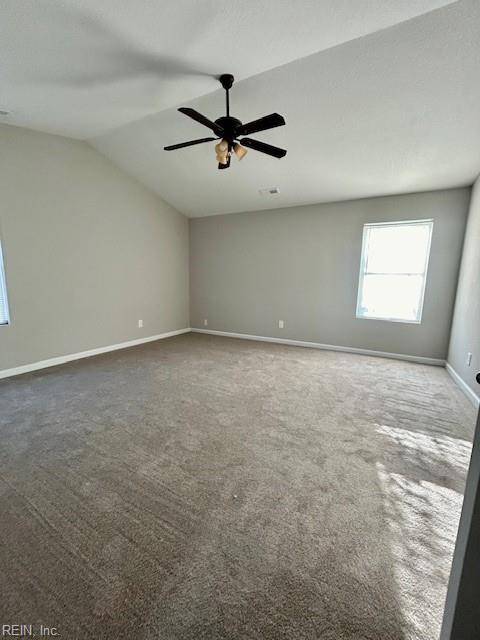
[191,328,445,366]
[446,363,480,408]
[0,328,192,380]
[1,326,456,382]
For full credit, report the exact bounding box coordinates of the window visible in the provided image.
[0,240,10,325]
[356,219,433,323]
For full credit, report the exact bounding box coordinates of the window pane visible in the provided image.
[358,274,424,321]
[0,242,9,325]
[366,223,431,274]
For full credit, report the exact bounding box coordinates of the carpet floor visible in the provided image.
[0,333,476,640]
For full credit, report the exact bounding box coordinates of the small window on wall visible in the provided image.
[356,219,433,323]
[0,240,10,325]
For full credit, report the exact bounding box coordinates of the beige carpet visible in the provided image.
[0,333,476,639]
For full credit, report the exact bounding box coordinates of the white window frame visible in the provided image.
[0,240,10,326]
[355,219,433,324]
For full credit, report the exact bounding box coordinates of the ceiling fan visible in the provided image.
[164,74,287,169]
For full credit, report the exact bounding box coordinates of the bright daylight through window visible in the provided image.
[0,241,10,325]
[356,219,433,323]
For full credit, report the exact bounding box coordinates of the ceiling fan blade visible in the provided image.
[164,137,217,151]
[178,107,224,136]
[218,156,231,170]
[240,137,287,158]
[237,113,285,137]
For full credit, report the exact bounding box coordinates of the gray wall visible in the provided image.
[190,189,470,360]
[0,124,189,371]
[448,176,480,395]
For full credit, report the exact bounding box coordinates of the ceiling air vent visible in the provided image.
[259,187,280,196]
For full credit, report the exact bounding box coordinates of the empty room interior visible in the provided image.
[1,1,480,639]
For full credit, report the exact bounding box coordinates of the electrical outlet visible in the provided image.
[467,352,473,366]
[204,319,208,327]
[278,320,284,329]
[138,319,143,328]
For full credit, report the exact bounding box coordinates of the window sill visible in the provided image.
[355,315,421,325]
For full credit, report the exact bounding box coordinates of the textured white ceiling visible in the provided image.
[3,0,478,217]
[92,0,480,217]
[1,0,454,138]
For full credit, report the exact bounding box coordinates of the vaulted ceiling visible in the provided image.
[2,0,479,217]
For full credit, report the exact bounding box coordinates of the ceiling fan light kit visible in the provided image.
[233,143,247,160]
[164,74,287,169]
[215,140,228,164]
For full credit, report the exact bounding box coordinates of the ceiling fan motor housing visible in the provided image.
[215,116,242,147]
